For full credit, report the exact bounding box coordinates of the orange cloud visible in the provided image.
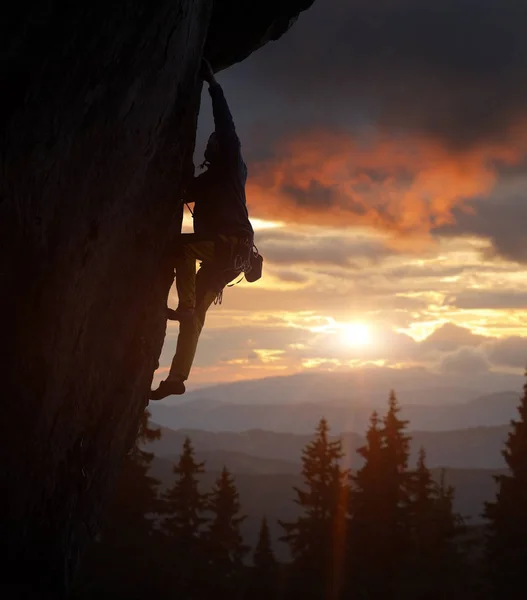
[246,127,527,246]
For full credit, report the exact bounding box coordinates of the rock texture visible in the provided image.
[206,0,316,71]
[0,0,314,596]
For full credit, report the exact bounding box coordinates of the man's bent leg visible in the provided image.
[150,246,218,400]
[167,269,219,382]
[174,235,216,310]
[150,287,217,401]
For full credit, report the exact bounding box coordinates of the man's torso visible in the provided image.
[190,154,253,238]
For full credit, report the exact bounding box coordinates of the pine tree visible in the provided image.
[348,410,393,598]
[348,394,412,598]
[109,408,162,537]
[414,446,434,494]
[410,447,437,547]
[280,418,349,600]
[254,516,277,571]
[71,410,162,597]
[161,437,208,543]
[351,410,384,498]
[159,437,209,598]
[206,467,249,597]
[247,517,279,600]
[97,409,161,542]
[405,451,465,599]
[383,390,412,578]
[435,469,464,547]
[349,411,385,537]
[382,389,411,507]
[484,371,527,598]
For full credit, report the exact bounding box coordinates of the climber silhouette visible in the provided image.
[150,58,255,400]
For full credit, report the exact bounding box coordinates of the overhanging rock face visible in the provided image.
[0,0,314,597]
[206,0,316,71]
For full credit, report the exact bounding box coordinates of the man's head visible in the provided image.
[204,132,219,163]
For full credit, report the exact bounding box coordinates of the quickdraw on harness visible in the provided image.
[216,241,263,305]
[227,243,262,285]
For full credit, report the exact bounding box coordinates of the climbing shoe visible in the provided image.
[149,379,186,401]
[166,306,195,322]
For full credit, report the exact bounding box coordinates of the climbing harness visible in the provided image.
[227,243,263,285]
[182,202,264,305]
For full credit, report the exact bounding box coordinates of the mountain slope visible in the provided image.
[165,367,523,407]
[149,390,520,434]
[146,423,511,469]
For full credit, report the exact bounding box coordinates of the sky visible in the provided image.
[155,0,527,391]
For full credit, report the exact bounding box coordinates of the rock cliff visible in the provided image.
[0,0,314,596]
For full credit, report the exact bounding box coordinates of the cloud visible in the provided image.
[225,0,527,150]
[244,128,525,241]
[421,323,488,353]
[436,183,527,263]
[273,270,310,284]
[158,295,527,385]
[445,291,527,310]
[440,347,490,375]
[247,350,261,363]
[484,337,527,369]
[200,319,521,373]
[191,324,312,368]
[212,281,430,315]
[258,228,392,267]
[197,0,527,247]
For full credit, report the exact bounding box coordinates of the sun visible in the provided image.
[341,322,371,346]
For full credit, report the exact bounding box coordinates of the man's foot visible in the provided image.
[166,306,195,322]
[149,379,186,401]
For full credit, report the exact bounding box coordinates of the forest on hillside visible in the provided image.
[71,379,527,600]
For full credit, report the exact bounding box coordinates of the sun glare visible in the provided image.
[341,322,371,346]
[250,218,285,230]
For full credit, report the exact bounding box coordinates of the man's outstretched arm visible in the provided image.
[200,59,240,151]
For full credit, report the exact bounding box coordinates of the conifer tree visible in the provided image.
[160,437,209,598]
[95,409,161,541]
[112,408,162,537]
[410,447,437,542]
[348,410,393,598]
[161,437,208,543]
[351,410,384,491]
[280,418,349,600]
[405,451,465,599]
[254,516,277,571]
[71,410,162,597]
[348,394,412,598]
[435,469,463,545]
[349,411,384,539]
[484,371,527,598]
[206,467,248,597]
[247,516,279,600]
[382,389,411,510]
[382,390,412,572]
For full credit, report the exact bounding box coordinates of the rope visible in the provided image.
[227,273,245,288]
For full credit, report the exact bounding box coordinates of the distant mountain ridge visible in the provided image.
[145,423,511,470]
[172,367,523,407]
[149,390,520,434]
